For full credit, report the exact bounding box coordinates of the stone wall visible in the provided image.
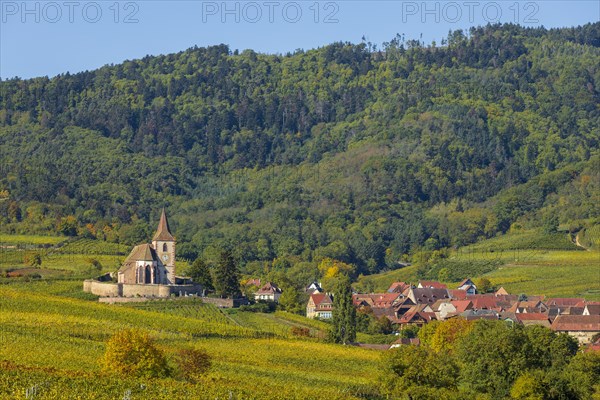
[83,280,202,298]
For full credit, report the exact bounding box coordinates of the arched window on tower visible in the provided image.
[163,243,168,252]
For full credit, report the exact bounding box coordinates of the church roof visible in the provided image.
[118,244,158,273]
[152,208,175,241]
[128,244,157,262]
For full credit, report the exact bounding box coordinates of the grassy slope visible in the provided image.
[357,229,600,301]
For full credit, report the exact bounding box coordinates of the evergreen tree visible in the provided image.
[213,250,240,298]
[189,258,214,291]
[329,275,356,345]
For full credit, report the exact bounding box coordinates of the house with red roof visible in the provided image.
[551,315,600,344]
[306,292,334,319]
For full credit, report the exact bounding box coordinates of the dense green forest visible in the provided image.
[0,23,598,280]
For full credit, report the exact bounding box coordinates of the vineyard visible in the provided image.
[578,224,600,250]
[357,228,600,300]
[0,282,381,399]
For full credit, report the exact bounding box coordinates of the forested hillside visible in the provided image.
[0,23,598,279]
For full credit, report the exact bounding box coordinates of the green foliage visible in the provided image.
[101,329,170,378]
[476,277,493,293]
[380,345,459,397]
[398,325,419,339]
[542,213,559,234]
[382,319,592,399]
[188,257,214,290]
[329,275,356,344]
[239,301,277,313]
[277,285,306,315]
[213,250,241,298]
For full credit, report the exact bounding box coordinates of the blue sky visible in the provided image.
[1,0,598,79]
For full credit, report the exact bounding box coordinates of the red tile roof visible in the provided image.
[388,282,410,293]
[551,315,600,332]
[418,280,448,289]
[547,298,585,307]
[449,289,468,300]
[451,300,473,313]
[467,295,499,310]
[310,293,333,309]
[516,313,549,322]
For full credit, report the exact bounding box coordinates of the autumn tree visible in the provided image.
[101,329,170,378]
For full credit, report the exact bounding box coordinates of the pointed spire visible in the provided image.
[152,208,175,241]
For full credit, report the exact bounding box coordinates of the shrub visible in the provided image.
[290,327,311,337]
[174,348,212,383]
[101,329,170,378]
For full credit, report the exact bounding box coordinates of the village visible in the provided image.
[248,278,600,349]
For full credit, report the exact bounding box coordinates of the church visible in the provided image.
[117,208,176,285]
[83,209,203,300]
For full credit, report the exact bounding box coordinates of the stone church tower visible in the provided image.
[152,208,176,284]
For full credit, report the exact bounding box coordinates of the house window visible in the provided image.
[163,243,168,252]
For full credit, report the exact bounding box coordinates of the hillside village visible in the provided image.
[302,279,600,345]
[239,277,600,348]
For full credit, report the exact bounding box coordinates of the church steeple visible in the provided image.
[152,208,175,241]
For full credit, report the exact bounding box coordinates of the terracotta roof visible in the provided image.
[418,280,447,289]
[388,282,410,293]
[310,293,333,308]
[399,311,436,324]
[467,294,499,310]
[353,293,402,308]
[449,289,468,300]
[551,315,600,332]
[451,300,473,313]
[547,298,585,307]
[516,313,549,322]
[152,208,175,241]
